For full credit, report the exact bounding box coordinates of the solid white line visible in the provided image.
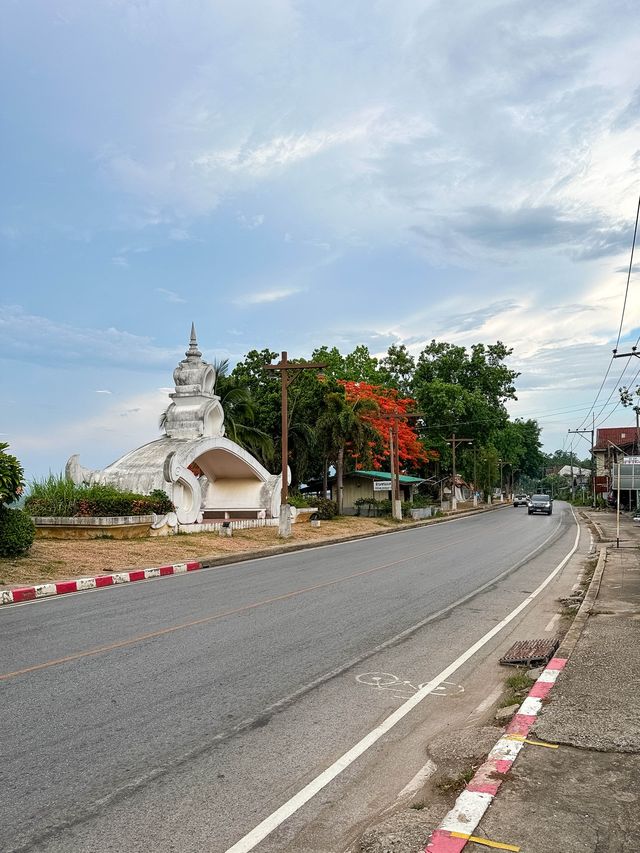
[223,512,581,853]
[544,613,562,632]
[466,685,504,721]
[395,759,438,802]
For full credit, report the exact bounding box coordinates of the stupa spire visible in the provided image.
[186,322,202,358]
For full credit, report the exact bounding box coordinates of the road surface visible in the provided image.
[0,503,583,852]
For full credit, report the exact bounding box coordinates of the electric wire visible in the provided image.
[615,191,640,353]
[574,190,640,433]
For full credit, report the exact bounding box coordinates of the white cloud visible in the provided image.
[233,286,303,305]
[94,389,112,394]
[0,305,178,369]
[237,212,265,230]
[12,389,168,460]
[156,287,186,304]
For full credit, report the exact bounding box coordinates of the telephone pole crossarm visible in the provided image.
[568,425,596,508]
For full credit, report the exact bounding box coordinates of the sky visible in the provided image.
[1,0,640,479]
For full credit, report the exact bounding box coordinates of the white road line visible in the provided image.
[395,759,437,802]
[544,613,562,632]
[223,512,581,853]
[466,685,504,721]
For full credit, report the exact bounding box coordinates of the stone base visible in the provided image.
[32,515,154,540]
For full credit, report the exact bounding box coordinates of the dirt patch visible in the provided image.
[0,516,407,588]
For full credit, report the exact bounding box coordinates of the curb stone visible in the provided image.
[0,503,508,608]
[0,561,203,607]
[555,546,606,660]
[423,536,606,852]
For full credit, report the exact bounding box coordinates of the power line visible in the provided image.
[575,190,640,431]
[594,360,640,429]
[575,356,614,430]
[615,192,640,353]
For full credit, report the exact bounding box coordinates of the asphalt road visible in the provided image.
[0,504,579,853]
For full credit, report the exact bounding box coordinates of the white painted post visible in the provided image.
[279,504,292,538]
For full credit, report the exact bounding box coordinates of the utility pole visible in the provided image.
[264,352,326,536]
[568,424,595,507]
[445,434,473,511]
[473,445,478,507]
[378,410,427,520]
[569,449,575,501]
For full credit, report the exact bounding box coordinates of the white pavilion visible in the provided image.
[66,325,283,527]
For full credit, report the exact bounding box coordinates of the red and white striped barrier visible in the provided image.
[425,657,568,852]
[0,561,203,607]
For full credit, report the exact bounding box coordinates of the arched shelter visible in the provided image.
[66,325,282,526]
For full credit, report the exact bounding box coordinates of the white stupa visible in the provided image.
[66,325,283,526]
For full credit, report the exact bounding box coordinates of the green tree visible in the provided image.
[213,359,275,467]
[379,344,416,395]
[315,386,378,513]
[310,344,385,383]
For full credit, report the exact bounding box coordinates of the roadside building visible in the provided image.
[592,427,640,509]
[302,470,427,515]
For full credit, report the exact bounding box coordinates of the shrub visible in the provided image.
[25,475,174,517]
[0,442,25,505]
[316,497,338,519]
[354,497,377,516]
[0,507,36,557]
[287,492,311,509]
[401,501,414,517]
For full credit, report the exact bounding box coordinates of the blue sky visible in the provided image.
[2,0,640,479]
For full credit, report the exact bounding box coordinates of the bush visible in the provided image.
[354,497,377,516]
[25,475,174,517]
[0,507,35,557]
[287,492,311,508]
[316,497,338,519]
[0,442,25,505]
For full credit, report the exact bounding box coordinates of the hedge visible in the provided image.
[25,476,174,518]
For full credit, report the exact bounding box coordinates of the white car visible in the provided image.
[513,494,529,507]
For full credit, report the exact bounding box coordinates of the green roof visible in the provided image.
[351,470,426,485]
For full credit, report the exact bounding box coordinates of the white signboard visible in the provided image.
[373,480,392,492]
[623,456,640,465]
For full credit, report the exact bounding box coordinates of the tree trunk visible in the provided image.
[322,457,329,498]
[337,446,344,514]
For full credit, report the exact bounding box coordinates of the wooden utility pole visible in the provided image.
[264,352,326,509]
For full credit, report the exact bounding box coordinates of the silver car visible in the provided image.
[528,494,553,515]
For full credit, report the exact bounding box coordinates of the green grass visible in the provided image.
[499,669,532,708]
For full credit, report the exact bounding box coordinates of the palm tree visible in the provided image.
[212,359,275,467]
[316,390,378,513]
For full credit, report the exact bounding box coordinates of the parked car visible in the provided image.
[528,494,553,515]
[513,494,529,507]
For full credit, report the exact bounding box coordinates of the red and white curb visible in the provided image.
[0,561,203,607]
[425,656,568,852]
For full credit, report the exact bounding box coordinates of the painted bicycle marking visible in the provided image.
[356,671,464,700]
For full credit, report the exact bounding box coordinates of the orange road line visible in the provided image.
[1,536,469,682]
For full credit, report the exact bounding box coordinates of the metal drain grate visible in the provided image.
[499,638,560,667]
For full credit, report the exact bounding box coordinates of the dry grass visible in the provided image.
[0,516,405,588]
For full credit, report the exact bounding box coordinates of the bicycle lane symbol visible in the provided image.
[356,672,464,701]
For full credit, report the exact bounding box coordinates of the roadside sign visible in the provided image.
[623,456,640,464]
[373,480,391,492]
